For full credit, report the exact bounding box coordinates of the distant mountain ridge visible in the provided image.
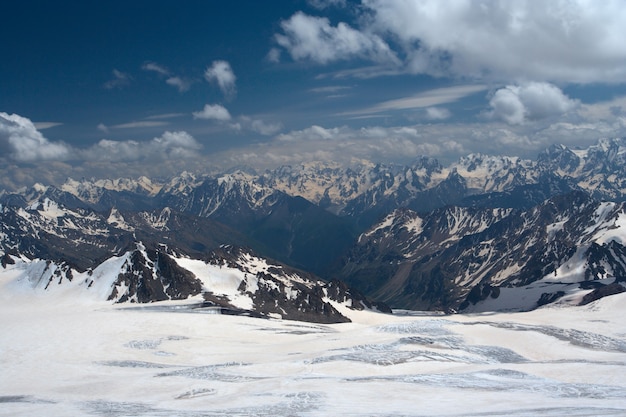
[4,137,623,222]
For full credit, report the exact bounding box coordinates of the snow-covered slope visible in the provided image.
[1,277,625,416]
[0,243,387,323]
[0,196,386,323]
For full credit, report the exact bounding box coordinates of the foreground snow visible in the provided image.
[1,282,626,416]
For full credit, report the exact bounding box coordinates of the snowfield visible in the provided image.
[1,275,626,416]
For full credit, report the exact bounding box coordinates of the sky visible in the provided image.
[1,0,626,189]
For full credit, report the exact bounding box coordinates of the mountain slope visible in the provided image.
[336,191,626,311]
[0,198,387,322]
[159,174,359,274]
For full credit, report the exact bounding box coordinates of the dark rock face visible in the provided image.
[459,283,501,311]
[579,283,626,306]
[250,273,351,324]
[324,279,392,314]
[537,291,566,307]
[197,245,390,324]
[109,245,203,303]
[1,253,15,268]
[584,241,626,282]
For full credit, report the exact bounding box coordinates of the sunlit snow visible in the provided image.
[1,268,625,416]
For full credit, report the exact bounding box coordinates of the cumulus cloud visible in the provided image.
[489,82,579,125]
[83,131,202,162]
[0,112,71,162]
[275,12,399,65]
[191,105,282,135]
[205,61,237,98]
[192,104,232,121]
[277,125,342,141]
[275,1,626,84]
[1,112,203,167]
[373,0,626,82]
[104,69,132,89]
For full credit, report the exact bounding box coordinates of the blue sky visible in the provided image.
[1,0,626,189]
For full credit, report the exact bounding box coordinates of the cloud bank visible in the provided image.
[489,83,579,125]
[0,112,202,165]
[275,1,626,84]
[0,112,71,162]
[275,12,399,66]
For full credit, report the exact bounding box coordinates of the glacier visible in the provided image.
[1,269,625,416]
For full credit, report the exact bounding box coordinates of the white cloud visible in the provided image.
[310,85,351,94]
[205,60,237,98]
[32,122,63,130]
[103,69,132,89]
[145,113,185,120]
[82,131,202,162]
[275,12,399,65]
[489,82,579,125]
[229,116,283,136]
[488,88,526,125]
[425,107,451,120]
[142,62,170,76]
[192,105,281,135]
[111,121,169,129]
[192,104,232,121]
[266,48,281,63]
[0,112,71,162]
[0,112,204,168]
[166,76,191,92]
[277,125,341,141]
[277,1,626,84]
[97,123,109,133]
[346,85,487,116]
[577,96,626,123]
[362,0,626,83]
[142,62,191,92]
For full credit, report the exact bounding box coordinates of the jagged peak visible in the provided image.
[61,176,162,198]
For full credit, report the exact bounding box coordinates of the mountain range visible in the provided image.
[2,137,626,316]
